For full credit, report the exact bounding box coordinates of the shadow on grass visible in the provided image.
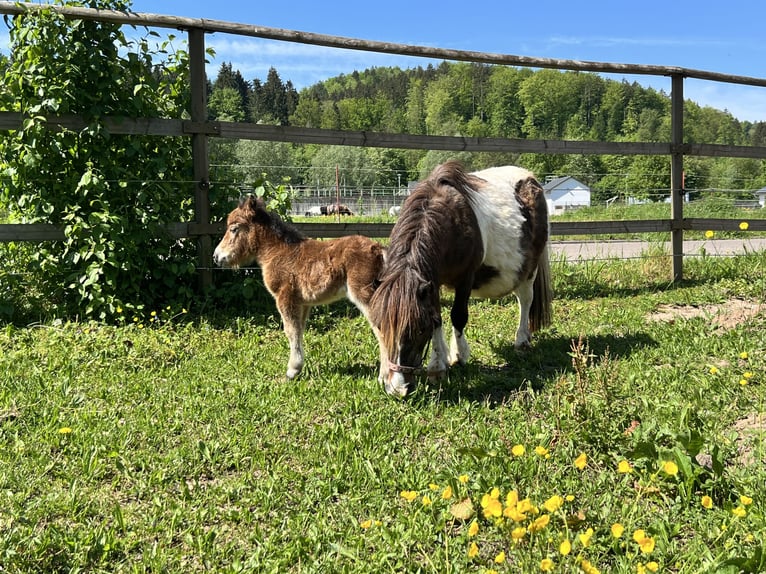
[420,331,658,406]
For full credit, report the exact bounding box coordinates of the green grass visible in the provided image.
[1,253,765,573]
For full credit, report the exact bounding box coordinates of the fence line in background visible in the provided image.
[1,2,766,286]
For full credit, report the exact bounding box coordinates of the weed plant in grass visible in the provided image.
[0,253,765,573]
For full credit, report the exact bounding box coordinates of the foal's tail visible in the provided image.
[529,243,553,333]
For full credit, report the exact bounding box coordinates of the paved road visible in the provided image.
[550,238,766,260]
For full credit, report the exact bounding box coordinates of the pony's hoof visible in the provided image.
[514,341,532,352]
[427,368,447,382]
[286,368,301,379]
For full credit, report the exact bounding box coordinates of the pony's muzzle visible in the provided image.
[384,362,421,397]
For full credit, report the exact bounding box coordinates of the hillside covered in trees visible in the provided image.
[209,61,766,202]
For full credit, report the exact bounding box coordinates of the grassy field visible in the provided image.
[1,250,765,573]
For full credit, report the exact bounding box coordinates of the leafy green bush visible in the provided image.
[0,0,195,321]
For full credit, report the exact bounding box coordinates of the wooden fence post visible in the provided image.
[188,28,213,292]
[670,74,685,282]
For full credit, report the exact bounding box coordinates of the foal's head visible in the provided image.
[213,196,302,268]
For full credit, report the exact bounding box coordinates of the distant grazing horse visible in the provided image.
[368,160,553,397]
[213,196,387,380]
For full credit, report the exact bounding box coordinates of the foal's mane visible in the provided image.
[241,196,306,245]
[370,161,479,354]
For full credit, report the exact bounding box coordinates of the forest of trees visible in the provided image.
[208,61,766,203]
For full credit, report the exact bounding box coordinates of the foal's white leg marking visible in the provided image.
[514,279,534,348]
[283,304,310,379]
[449,326,471,366]
[372,326,389,384]
[427,325,449,379]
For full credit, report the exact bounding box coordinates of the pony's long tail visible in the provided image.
[529,243,553,332]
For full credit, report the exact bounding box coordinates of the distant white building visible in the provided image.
[754,186,766,208]
[542,176,591,215]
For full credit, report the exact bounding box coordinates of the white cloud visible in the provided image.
[205,36,430,88]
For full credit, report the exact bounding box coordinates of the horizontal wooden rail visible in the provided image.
[2,2,766,89]
[3,218,765,243]
[4,112,766,160]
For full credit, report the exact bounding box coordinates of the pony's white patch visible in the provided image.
[449,326,471,365]
[427,325,450,376]
[466,165,533,299]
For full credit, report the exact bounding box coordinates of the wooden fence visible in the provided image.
[1,2,766,289]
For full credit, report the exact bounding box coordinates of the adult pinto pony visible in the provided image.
[213,196,387,380]
[369,161,552,397]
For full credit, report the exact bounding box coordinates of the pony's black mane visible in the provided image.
[370,161,480,354]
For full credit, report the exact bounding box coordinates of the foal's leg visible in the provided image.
[448,283,472,366]
[513,277,535,349]
[278,296,311,379]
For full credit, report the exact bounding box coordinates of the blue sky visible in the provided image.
[9,1,766,122]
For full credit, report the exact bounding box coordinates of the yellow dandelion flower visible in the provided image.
[486,571,498,574]
[662,460,679,476]
[743,372,754,380]
[511,526,527,542]
[611,523,625,538]
[529,514,550,533]
[481,495,503,519]
[512,444,526,456]
[732,505,747,518]
[543,495,564,513]
[633,530,656,554]
[505,507,527,522]
[540,558,555,571]
[565,494,575,502]
[505,489,519,507]
[709,365,719,375]
[740,351,749,360]
[360,519,373,529]
[640,537,656,553]
[400,490,418,502]
[421,495,432,507]
[578,527,594,547]
[182,308,188,314]
[489,487,500,499]
[617,460,632,473]
[535,445,550,457]
[468,541,479,558]
[740,495,753,506]
[646,562,659,573]
[701,495,713,509]
[58,427,72,435]
[574,452,587,470]
[441,485,453,500]
[516,498,536,514]
[116,306,123,314]
[705,230,714,239]
[740,221,749,230]
[458,474,469,484]
[559,538,572,555]
[580,559,600,574]
[468,520,479,537]
[150,310,157,317]
[740,379,749,386]
[637,564,646,574]
[494,551,506,564]
[428,483,440,491]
